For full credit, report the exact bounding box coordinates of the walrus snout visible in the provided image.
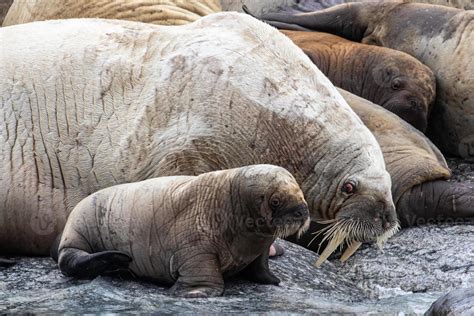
[272,202,310,239]
[384,98,428,132]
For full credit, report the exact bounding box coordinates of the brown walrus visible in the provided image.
[249,1,474,157]
[2,0,221,26]
[0,14,398,266]
[56,165,310,297]
[290,88,474,261]
[280,30,436,132]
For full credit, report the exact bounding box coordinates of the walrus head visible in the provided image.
[300,137,400,266]
[371,55,436,132]
[234,165,310,239]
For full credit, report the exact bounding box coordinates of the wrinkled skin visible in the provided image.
[2,0,221,26]
[281,30,436,132]
[253,2,474,157]
[56,165,310,297]
[290,89,474,255]
[0,14,396,256]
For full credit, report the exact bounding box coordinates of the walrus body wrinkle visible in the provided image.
[254,2,474,156]
[290,89,473,254]
[58,165,310,297]
[0,14,396,256]
[338,89,473,227]
[2,0,221,26]
[280,30,436,132]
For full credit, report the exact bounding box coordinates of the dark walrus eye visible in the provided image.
[269,197,281,210]
[341,181,356,195]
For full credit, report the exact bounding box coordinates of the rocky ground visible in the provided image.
[1,159,473,314]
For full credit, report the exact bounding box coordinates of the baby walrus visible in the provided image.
[56,165,310,297]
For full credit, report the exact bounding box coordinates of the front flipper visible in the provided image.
[239,248,280,285]
[169,253,224,298]
[397,180,474,227]
[58,248,132,279]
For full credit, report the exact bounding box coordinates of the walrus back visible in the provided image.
[2,0,221,26]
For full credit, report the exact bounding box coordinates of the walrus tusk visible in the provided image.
[314,235,345,267]
[340,241,363,263]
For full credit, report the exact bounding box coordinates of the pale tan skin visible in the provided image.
[0,15,396,256]
[59,165,310,297]
[293,90,473,255]
[2,0,221,26]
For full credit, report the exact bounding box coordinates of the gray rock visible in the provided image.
[1,220,473,313]
[426,287,474,316]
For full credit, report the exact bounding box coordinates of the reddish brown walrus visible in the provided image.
[0,14,398,267]
[56,165,310,297]
[249,2,474,157]
[280,30,436,132]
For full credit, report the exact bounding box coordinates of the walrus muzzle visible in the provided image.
[272,203,310,240]
[312,199,400,267]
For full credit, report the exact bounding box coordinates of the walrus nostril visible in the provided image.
[294,210,303,218]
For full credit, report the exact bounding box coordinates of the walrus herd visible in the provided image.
[0,0,472,304]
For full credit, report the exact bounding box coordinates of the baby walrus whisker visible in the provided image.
[53,165,309,298]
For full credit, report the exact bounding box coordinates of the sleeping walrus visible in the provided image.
[0,14,398,265]
[280,30,436,132]
[251,1,474,157]
[56,165,310,297]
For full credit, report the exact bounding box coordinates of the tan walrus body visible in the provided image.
[0,14,397,263]
[57,165,310,297]
[291,89,473,256]
[254,2,474,157]
[3,0,221,26]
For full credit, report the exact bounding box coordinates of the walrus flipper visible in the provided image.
[169,253,224,298]
[58,248,132,279]
[239,248,280,285]
[242,5,312,31]
[397,180,474,227]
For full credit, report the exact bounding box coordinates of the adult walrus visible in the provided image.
[2,0,221,26]
[280,30,436,132]
[251,1,474,157]
[290,89,474,262]
[56,165,310,297]
[0,14,399,265]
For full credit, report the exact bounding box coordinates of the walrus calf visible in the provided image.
[252,1,474,157]
[0,13,398,265]
[2,0,221,26]
[57,165,310,297]
[279,30,436,132]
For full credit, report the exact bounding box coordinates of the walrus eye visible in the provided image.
[341,182,356,195]
[269,197,281,210]
[391,79,402,90]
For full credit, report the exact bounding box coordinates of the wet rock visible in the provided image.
[1,220,473,313]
